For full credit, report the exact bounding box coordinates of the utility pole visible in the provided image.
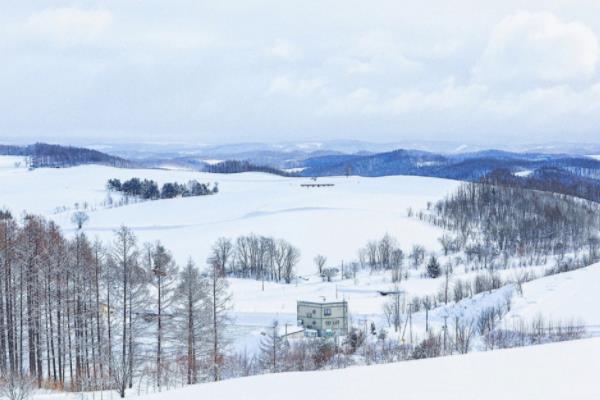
[443,315,448,354]
[409,303,413,345]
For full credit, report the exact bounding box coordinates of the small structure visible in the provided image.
[300,183,335,188]
[279,325,305,340]
[297,299,348,337]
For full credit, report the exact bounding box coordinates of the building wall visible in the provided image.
[297,301,348,336]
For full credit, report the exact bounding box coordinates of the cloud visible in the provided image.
[345,29,419,76]
[323,88,379,114]
[475,12,599,85]
[268,76,326,96]
[23,7,112,45]
[265,39,300,60]
[3,1,600,144]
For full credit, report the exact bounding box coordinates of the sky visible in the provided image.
[1,0,600,146]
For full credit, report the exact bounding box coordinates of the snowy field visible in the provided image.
[504,262,600,330]
[2,156,599,353]
[0,156,460,350]
[68,338,597,400]
[0,156,459,274]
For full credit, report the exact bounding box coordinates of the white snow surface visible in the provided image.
[515,169,533,177]
[0,158,459,275]
[505,262,600,329]
[118,338,600,400]
[4,158,599,353]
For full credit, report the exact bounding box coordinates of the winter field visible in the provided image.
[30,338,600,400]
[140,338,600,400]
[2,155,600,381]
[0,155,458,349]
[2,155,600,352]
[161,337,600,400]
[0,156,457,273]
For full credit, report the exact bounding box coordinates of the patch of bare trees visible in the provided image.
[432,182,600,264]
[358,234,404,282]
[0,213,231,397]
[213,235,300,284]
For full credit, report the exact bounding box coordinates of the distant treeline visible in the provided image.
[483,167,600,204]
[0,143,131,168]
[206,160,296,176]
[107,177,218,200]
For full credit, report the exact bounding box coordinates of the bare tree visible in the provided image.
[112,226,137,398]
[206,259,231,382]
[313,255,327,276]
[70,211,89,231]
[409,245,425,269]
[259,321,285,373]
[147,242,178,391]
[208,238,233,277]
[0,372,35,400]
[453,317,475,354]
[175,259,207,385]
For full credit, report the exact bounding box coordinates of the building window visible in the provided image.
[325,321,332,326]
[312,309,316,314]
[324,308,332,316]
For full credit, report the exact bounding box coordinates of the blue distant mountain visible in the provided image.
[299,148,600,180]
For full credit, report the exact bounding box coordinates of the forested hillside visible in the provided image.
[0,143,132,169]
[299,149,600,181]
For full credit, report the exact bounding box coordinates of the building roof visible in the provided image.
[297,298,347,306]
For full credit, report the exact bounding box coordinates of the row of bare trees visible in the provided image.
[432,182,600,261]
[208,235,300,285]
[0,213,231,397]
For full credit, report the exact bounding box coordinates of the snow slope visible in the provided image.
[505,262,600,329]
[0,158,460,274]
[127,338,600,400]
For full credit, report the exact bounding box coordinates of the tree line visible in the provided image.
[0,212,230,397]
[0,143,131,169]
[107,178,218,200]
[431,182,600,261]
[205,160,296,177]
[483,167,600,205]
[207,235,300,284]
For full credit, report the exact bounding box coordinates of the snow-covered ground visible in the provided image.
[0,157,460,352]
[505,262,600,330]
[2,157,598,355]
[74,338,598,400]
[0,156,459,274]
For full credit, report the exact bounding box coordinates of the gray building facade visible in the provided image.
[297,300,348,337]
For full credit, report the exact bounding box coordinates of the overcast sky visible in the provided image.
[2,1,600,145]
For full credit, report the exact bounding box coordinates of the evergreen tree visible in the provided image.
[426,256,441,278]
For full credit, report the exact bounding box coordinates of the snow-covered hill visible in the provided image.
[505,262,600,330]
[118,338,600,400]
[0,157,459,274]
[3,157,599,359]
